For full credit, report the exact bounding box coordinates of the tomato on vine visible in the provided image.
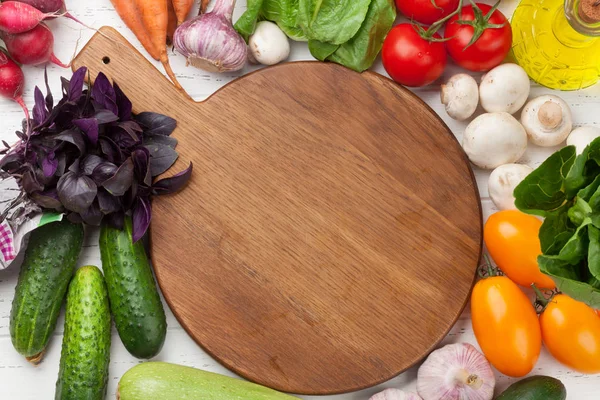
[395,0,460,25]
[445,1,512,72]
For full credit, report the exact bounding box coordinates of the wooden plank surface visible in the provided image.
[1,0,600,398]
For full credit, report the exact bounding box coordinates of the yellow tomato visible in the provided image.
[471,275,541,377]
[484,210,555,289]
[540,294,600,373]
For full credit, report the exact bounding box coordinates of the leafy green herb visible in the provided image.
[514,137,600,307]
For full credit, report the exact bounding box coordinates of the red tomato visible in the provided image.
[395,0,460,25]
[444,3,512,72]
[382,24,447,87]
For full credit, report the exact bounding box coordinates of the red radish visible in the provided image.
[0,1,59,34]
[0,49,29,120]
[2,0,89,27]
[1,23,68,67]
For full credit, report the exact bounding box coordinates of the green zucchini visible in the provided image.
[55,265,111,400]
[99,216,166,359]
[117,362,298,400]
[9,219,84,362]
[496,376,567,400]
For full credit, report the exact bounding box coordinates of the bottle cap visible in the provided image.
[579,0,600,24]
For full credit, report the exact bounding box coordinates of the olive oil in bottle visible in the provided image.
[511,0,600,90]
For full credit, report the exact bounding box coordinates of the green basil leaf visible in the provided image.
[514,146,576,217]
[326,0,397,72]
[297,0,371,45]
[234,0,266,42]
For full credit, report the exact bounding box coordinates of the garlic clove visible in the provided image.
[370,388,423,400]
[417,343,495,400]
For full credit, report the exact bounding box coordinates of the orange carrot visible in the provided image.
[167,0,177,46]
[172,0,194,25]
[200,0,209,14]
[109,0,160,61]
[135,0,182,90]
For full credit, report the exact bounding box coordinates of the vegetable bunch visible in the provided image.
[235,0,397,72]
[514,138,600,308]
[0,67,192,242]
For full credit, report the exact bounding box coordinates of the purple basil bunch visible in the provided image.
[0,67,192,241]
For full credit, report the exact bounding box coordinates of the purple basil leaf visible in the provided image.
[56,152,66,176]
[67,212,83,224]
[68,160,81,174]
[61,76,69,97]
[73,118,99,145]
[118,120,142,142]
[91,161,118,184]
[57,171,98,214]
[105,211,125,230]
[132,196,151,242]
[114,82,132,121]
[99,137,122,164]
[97,188,121,214]
[42,152,58,177]
[94,109,119,124]
[53,129,86,154]
[102,157,134,196]
[21,170,44,193]
[80,199,103,225]
[144,142,178,177]
[153,162,193,195]
[31,189,62,209]
[81,155,104,176]
[136,112,177,136]
[44,68,53,111]
[91,73,118,115]
[0,153,23,170]
[144,133,177,149]
[33,87,47,125]
[131,148,151,186]
[68,67,87,102]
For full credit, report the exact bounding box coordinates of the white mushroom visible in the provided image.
[441,74,479,121]
[248,21,291,66]
[567,126,600,154]
[479,63,531,114]
[488,164,534,210]
[521,95,572,147]
[463,112,528,169]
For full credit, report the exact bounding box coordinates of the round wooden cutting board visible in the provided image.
[74,27,482,395]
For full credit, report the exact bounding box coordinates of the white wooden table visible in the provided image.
[1,1,599,398]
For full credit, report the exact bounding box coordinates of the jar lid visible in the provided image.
[579,0,600,24]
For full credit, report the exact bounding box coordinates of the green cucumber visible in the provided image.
[9,219,84,362]
[99,216,166,359]
[117,362,298,400]
[496,376,567,400]
[55,265,111,400]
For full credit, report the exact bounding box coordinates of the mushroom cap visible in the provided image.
[480,63,531,114]
[567,126,600,154]
[521,95,573,147]
[463,112,528,169]
[488,163,534,210]
[441,74,479,121]
[249,21,291,66]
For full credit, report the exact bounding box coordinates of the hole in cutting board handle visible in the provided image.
[102,56,111,65]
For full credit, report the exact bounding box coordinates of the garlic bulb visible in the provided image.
[174,0,247,73]
[417,343,495,400]
[370,388,423,400]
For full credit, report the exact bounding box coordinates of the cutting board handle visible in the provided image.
[72,27,193,115]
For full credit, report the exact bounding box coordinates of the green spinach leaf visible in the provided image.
[577,175,600,202]
[539,257,600,308]
[540,204,574,255]
[297,0,372,45]
[327,0,396,72]
[588,225,600,280]
[549,220,590,265]
[514,146,576,216]
[568,197,593,226]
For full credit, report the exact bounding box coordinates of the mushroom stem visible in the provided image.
[538,101,563,129]
[455,369,484,389]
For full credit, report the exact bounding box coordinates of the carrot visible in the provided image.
[200,0,209,14]
[167,0,176,46]
[110,0,160,61]
[172,0,193,25]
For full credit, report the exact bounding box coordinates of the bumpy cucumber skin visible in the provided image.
[496,375,567,400]
[9,220,84,359]
[117,362,299,400]
[100,217,166,359]
[55,265,111,400]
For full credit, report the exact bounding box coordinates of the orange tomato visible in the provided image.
[471,275,541,377]
[540,294,600,373]
[484,210,555,289]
